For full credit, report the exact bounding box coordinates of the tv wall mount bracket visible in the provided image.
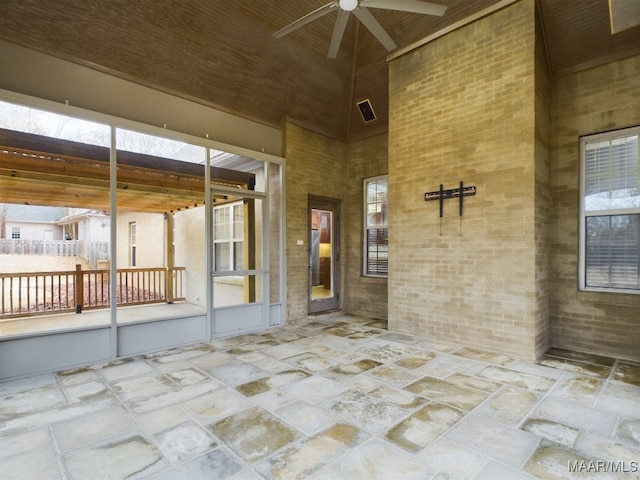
[424,181,477,235]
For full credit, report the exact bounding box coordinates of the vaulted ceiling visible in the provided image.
[0,0,638,143]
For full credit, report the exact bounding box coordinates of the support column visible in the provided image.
[166,212,175,303]
[244,199,256,303]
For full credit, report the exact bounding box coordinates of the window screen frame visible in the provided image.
[579,126,640,293]
[363,175,388,278]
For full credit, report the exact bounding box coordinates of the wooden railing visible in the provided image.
[0,265,185,318]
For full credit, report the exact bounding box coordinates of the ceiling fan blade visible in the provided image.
[328,9,350,58]
[362,0,447,16]
[273,2,337,38]
[352,7,397,51]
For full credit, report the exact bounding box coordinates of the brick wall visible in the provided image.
[283,0,640,362]
[284,123,390,322]
[550,55,640,361]
[534,13,552,358]
[387,0,543,359]
[344,134,389,318]
[284,122,347,321]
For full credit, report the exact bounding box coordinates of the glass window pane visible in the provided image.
[210,150,265,192]
[233,204,244,239]
[115,127,207,323]
[584,135,639,211]
[0,101,112,322]
[366,179,388,227]
[212,198,260,273]
[364,176,388,276]
[586,214,639,289]
[367,228,388,275]
[214,208,230,240]
[0,100,110,147]
[215,243,231,271]
[213,275,262,307]
[234,241,244,270]
[116,129,203,164]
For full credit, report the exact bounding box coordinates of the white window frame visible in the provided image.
[363,175,388,277]
[213,201,244,272]
[579,126,640,293]
[11,227,20,239]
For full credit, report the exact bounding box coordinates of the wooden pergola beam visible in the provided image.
[0,128,256,213]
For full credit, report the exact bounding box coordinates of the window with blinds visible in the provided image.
[364,176,388,276]
[581,127,640,291]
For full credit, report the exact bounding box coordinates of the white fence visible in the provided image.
[0,239,109,268]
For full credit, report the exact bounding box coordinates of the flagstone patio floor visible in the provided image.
[1,313,639,479]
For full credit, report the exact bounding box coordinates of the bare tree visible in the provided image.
[0,203,8,239]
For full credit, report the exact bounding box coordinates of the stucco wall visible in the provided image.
[4,221,63,241]
[116,212,165,268]
[174,207,207,307]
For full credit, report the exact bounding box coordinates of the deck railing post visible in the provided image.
[165,212,175,304]
[75,264,84,313]
[166,268,174,304]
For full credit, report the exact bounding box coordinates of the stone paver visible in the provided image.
[1,314,639,479]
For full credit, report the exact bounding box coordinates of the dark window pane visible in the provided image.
[585,214,639,289]
[215,243,230,271]
[367,228,388,275]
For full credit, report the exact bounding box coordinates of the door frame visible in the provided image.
[308,195,341,314]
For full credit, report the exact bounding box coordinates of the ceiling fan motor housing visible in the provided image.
[339,0,359,11]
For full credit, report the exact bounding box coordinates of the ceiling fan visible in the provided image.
[273,0,447,58]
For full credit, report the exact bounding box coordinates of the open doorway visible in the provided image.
[309,196,340,313]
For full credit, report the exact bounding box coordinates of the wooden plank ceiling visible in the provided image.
[0,129,254,213]
[0,0,637,143]
[0,0,638,212]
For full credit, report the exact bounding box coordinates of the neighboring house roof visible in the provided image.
[4,204,67,223]
[2,204,108,224]
[56,210,110,225]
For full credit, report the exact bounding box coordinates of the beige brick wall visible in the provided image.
[387,0,543,359]
[344,134,389,318]
[284,123,389,322]
[550,54,640,361]
[284,122,347,321]
[282,0,640,363]
[534,14,552,358]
